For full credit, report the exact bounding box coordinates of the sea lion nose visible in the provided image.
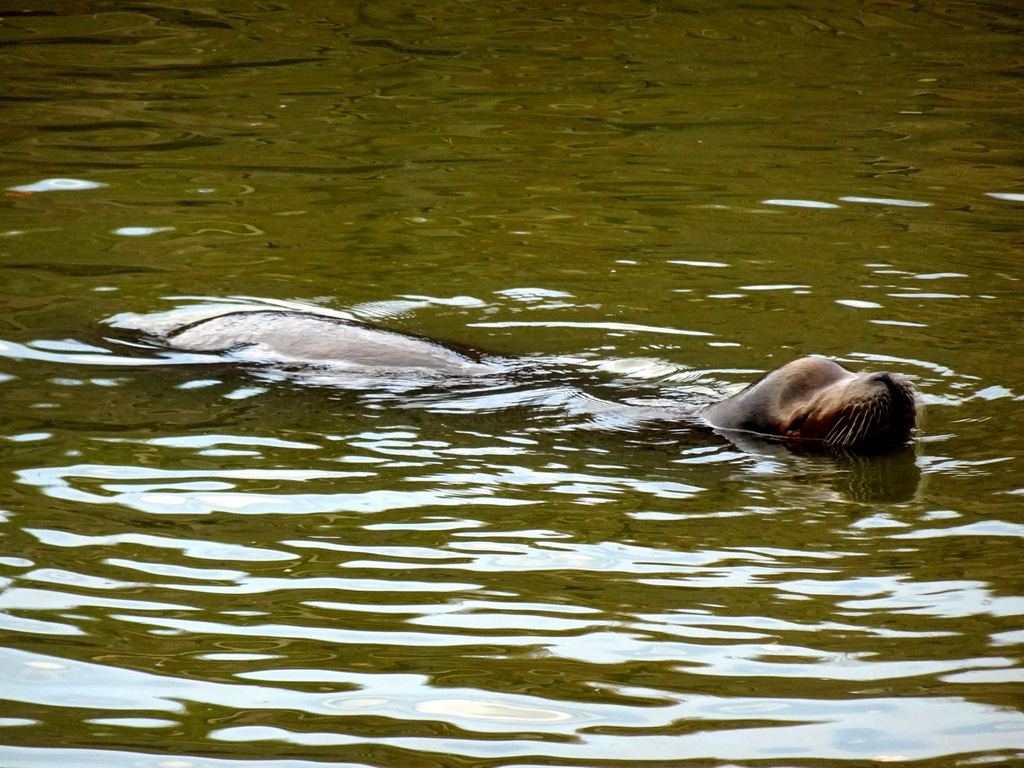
[870,371,895,388]
[869,371,914,407]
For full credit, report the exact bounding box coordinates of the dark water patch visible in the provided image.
[353,39,466,58]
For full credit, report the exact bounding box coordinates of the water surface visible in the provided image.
[1,2,1022,766]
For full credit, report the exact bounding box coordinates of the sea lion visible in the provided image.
[157,309,916,449]
[702,356,916,448]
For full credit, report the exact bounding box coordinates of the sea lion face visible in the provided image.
[783,369,917,447]
[702,357,917,450]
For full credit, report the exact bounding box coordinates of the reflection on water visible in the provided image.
[1,293,1019,765]
[1,0,1023,766]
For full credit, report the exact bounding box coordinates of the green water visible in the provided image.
[1,2,1022,766]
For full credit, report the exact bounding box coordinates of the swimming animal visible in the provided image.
[159,309,916,449]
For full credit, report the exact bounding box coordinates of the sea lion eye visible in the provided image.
[785,413,807,437]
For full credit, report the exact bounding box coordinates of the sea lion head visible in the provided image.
[703,357,917,449]
[782,367,917,448]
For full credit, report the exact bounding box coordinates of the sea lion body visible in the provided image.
[165,310,501,376]
[158,309,916,449]
[702,356,916,448]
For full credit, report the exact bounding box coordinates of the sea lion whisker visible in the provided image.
[836,399,878,446]
[837,411,862,446]
[845,411,864,444]
[851,405,872,443]
[825,413,849,444]
[856,408,875,443]
[827,404,861,445]
[857,400,883,443]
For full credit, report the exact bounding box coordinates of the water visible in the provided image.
[1,1,1022,766]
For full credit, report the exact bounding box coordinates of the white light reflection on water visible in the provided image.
[7,178,108,193]
[4,644,1020,762]
[16,464,531,515]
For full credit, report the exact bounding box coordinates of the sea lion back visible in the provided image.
[166,310,500,375]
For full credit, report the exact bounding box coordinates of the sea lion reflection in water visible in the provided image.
[162,309,917,451]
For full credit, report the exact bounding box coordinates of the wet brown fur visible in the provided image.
[702,357,916,448]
